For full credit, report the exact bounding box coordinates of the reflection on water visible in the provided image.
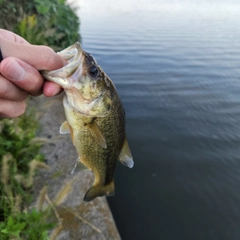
[79,3,240,240]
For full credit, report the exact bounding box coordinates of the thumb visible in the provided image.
[0,38,64,70]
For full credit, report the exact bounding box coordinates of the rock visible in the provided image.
[32,94,121,240]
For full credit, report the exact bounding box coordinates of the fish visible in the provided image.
[42,42,134,202]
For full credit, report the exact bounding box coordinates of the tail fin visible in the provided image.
[83,180,115,202]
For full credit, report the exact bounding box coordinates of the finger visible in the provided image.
[0,29,29,44]
[43,81,63,97]
[0,57,44,96]
[0,99,26,118]
[0,37,64,70]
[0,74,28,101]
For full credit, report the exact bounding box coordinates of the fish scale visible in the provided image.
[42,42,134,202]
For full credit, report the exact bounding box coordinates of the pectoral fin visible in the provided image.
[60,121,75,145]
[119,139,134,168]
[87,121,107,149]
[59,121,70,134]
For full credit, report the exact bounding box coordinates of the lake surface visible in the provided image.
[78,3,240,240]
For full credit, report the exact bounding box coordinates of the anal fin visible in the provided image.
[119,138,134,168]
[87,120,107,149]
[71,157,90,174]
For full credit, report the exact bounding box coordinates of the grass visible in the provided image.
[0,107,95,239]
[0,108,56,240]
[0,0,81,238]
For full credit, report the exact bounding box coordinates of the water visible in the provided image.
[78,2,240,240]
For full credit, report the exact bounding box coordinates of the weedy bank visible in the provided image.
[0,0,80,239]
[0,110,54,239]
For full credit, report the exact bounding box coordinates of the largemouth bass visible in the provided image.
[42,42,134,202]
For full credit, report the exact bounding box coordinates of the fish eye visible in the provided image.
[89,66,99,77]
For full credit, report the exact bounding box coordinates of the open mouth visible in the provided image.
[41,42,85,87]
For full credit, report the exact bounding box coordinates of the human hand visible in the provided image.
[0,29,65,118]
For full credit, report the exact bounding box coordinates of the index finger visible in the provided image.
[0,38,64,70]
[0,29,29,44]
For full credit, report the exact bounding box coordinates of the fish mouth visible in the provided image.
[42,42,109,116]
[41,42,85,88]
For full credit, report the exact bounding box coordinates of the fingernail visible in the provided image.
[4,60,25,81]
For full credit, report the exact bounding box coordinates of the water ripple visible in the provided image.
[80,8,240,240]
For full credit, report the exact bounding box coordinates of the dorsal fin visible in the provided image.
[119,138,134,168]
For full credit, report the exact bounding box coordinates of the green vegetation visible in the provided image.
[0,110,55,240]
[0,0,81,239]
[0,208,54,240]
[0,0,80,50]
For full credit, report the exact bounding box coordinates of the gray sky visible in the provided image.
[76,0,240,9]
[73,0,240,16]
[68,0,240,24]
